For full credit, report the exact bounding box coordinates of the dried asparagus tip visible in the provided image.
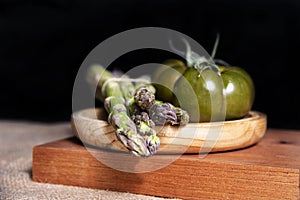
[174,107,190,125]
[149,103,178,125]
[132,112,155,136]
[132,112,154,127]
[116,129,150,157]
[134,86,155,110]
[146,134,160,155]
[137,121,156,136]
[140,112,155,127]
[109,112,151,157]
[135,82,156,94]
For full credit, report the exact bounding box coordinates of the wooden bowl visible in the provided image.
[71,108,267,154]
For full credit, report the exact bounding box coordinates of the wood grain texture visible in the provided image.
[32,129,300,199]
[71,108,267,154]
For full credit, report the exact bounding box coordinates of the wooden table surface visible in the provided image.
[33,128,300,200]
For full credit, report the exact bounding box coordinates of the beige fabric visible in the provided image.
[0,121,175,200]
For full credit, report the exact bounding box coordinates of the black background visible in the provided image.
[1,0,300,129]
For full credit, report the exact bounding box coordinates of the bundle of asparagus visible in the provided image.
[87,65,189,157]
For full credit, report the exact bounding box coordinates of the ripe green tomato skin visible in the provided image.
[152,59,186,102]
[219,66,255,120]
[173,66,255,122]
[173,68,225,122]
[152,59,184,82]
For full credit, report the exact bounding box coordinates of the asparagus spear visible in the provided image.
[119,79,158,138]
[150,100,190,126]
[134,86,155,110]
[88,66,152,157]
[87,65,189,157]
[133,86,189,126]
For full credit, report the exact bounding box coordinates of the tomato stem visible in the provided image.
[180,35,221,76]
[194,61,221,77]
[168,37,222,76]
[211,33,220,60]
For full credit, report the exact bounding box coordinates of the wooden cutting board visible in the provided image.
[32,129,300,199]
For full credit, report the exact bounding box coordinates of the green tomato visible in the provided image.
[173,65,255,122]
[219,66,255,120]
[152,59,187,102]
[173,68,225,122]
